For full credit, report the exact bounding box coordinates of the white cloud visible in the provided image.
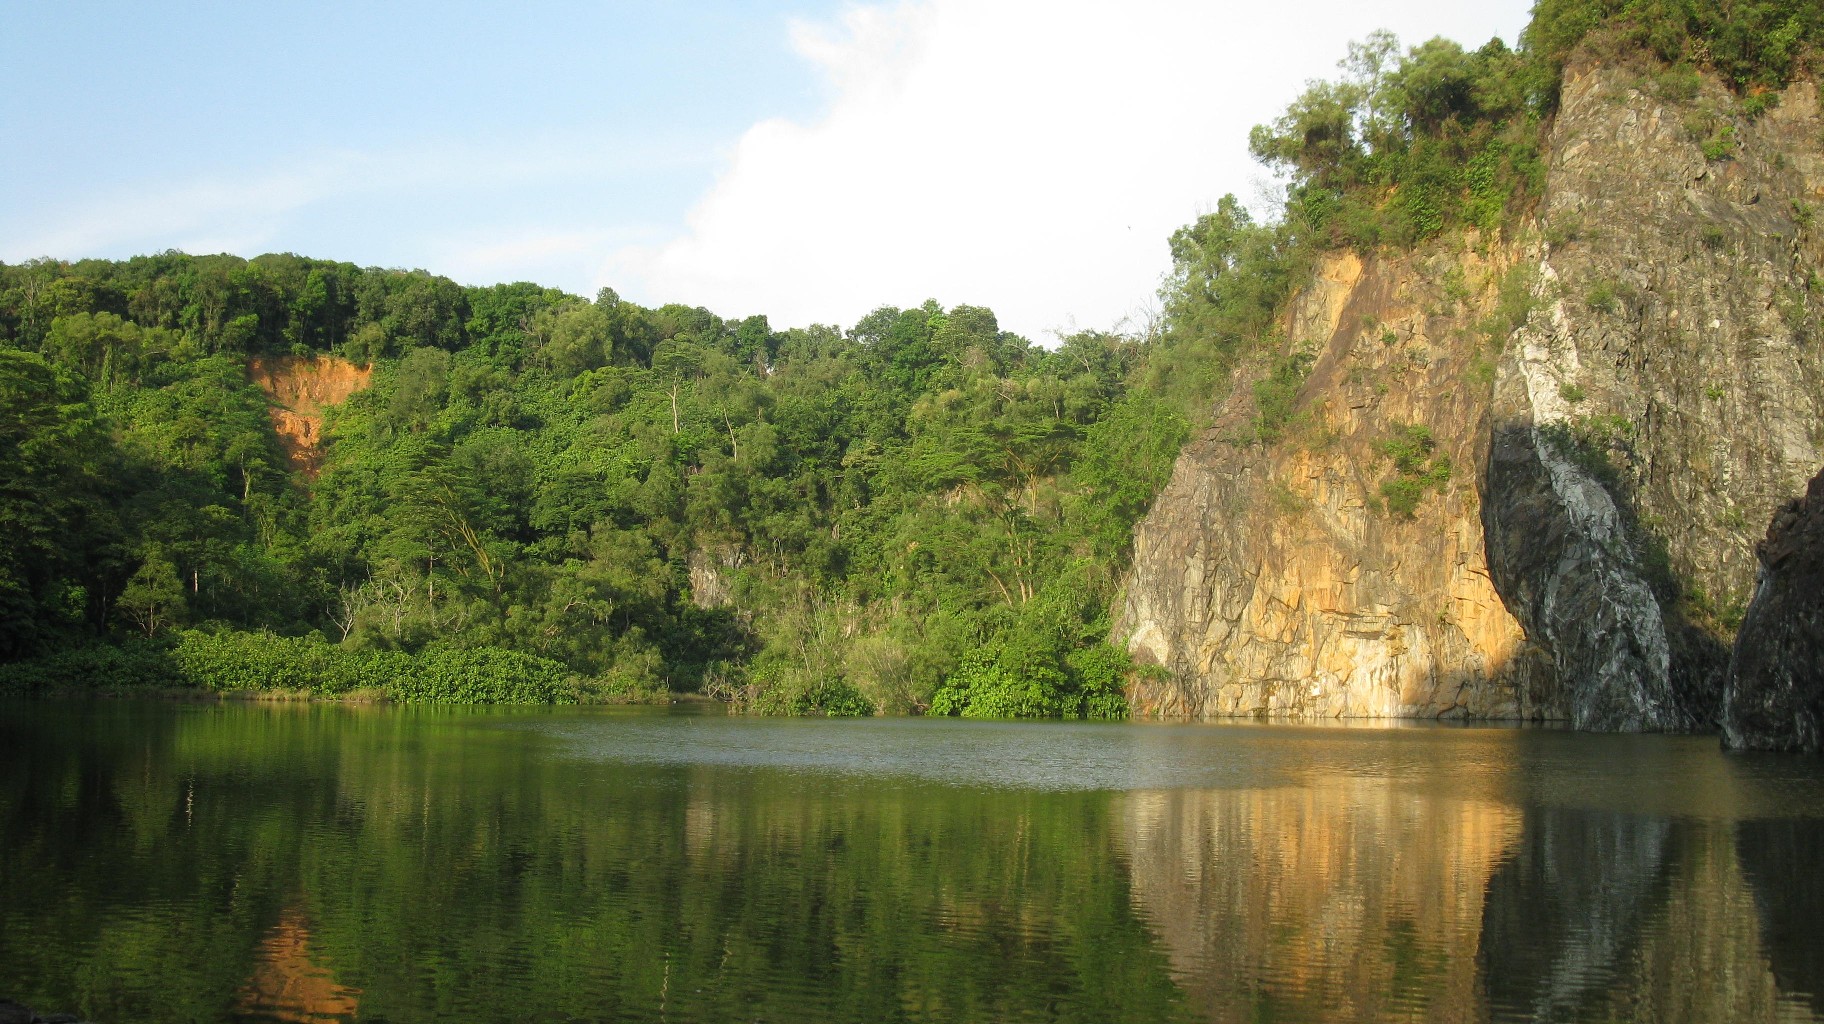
[605,0,1532,342]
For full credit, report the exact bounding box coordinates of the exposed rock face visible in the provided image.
[1117,61,1824,726]
[1724,466,1824,752]
[688,546,744,608]
[1118,246,1549,719]
[1485,65,1824,730]
[247,354,373,479]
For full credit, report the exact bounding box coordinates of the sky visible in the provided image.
[2,1,1533,342]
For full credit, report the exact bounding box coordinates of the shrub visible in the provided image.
[1252,351,1315,443]
[929,640,1131,720]
[389,646,576,704]
[1375,424,1453,520]
[1701,123,1738,161]
[3,630,579,704]
[1587,281,1618,313]
[0,640,187,695]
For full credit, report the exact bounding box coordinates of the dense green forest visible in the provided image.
[0,253,1192,715]
[2,0,1815,713]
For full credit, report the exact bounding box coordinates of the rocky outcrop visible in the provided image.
[1723,466,1824,752]
[1117,61,1824,727]
[1485,64,1824,730]
[247,354,372,479]
[1117,245,1551,719]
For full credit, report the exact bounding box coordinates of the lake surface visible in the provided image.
[2,702,1822,1023]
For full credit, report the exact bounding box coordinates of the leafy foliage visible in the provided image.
[1249,31,1549,251]
[1527,0,1824,91]
[1374,424,1453,519]
[0,254,1169,715]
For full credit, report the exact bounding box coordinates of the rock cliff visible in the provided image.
[1486,63,1824,730]
[1723,466,1824,752]
[1118,244,1549,719]
[1117,61,1824,726]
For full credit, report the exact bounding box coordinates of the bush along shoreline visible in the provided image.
[0,630,660,705]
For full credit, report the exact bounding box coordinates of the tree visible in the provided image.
[118,550,185,637]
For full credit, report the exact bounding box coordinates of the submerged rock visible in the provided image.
[1724,467,1824,752]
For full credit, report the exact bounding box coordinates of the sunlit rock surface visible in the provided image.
[1119,62,1824,727]
[1117,245,1547,720]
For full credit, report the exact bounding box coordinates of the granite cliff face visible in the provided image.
[1485,64,1824,730]
[1118,244,1548,719]
[1724,466,1824,752]
[1117,62,1824,726]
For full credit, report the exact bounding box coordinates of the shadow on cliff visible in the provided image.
[1483,420,1730,731]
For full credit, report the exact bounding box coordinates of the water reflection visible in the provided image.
[1121,781,1521,1022]
[0,703,1820,1023]
[1735,819,1824,1019]
[235,913,360,1023]
[1118,759,1824,1022]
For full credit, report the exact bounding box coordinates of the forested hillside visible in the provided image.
[0,251,1200,713]
[4,0,1819,715]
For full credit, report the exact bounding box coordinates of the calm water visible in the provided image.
[3,702,1822,1023]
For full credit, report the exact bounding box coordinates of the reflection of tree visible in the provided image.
[0,706,1196,1024]
[8,707,1823,1024]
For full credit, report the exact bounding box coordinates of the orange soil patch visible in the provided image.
[247,354,372,479]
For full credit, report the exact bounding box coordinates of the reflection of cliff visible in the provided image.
[1478,808,1674,1020]
[1480,812,1815,1024]
[1119,781,1522,1023]
[1735,820,1824,1019]
[1121,779,1824,1024]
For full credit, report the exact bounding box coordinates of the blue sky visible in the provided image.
[3,1,1533,340]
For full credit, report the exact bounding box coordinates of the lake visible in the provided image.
[2,701,1821,1023]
